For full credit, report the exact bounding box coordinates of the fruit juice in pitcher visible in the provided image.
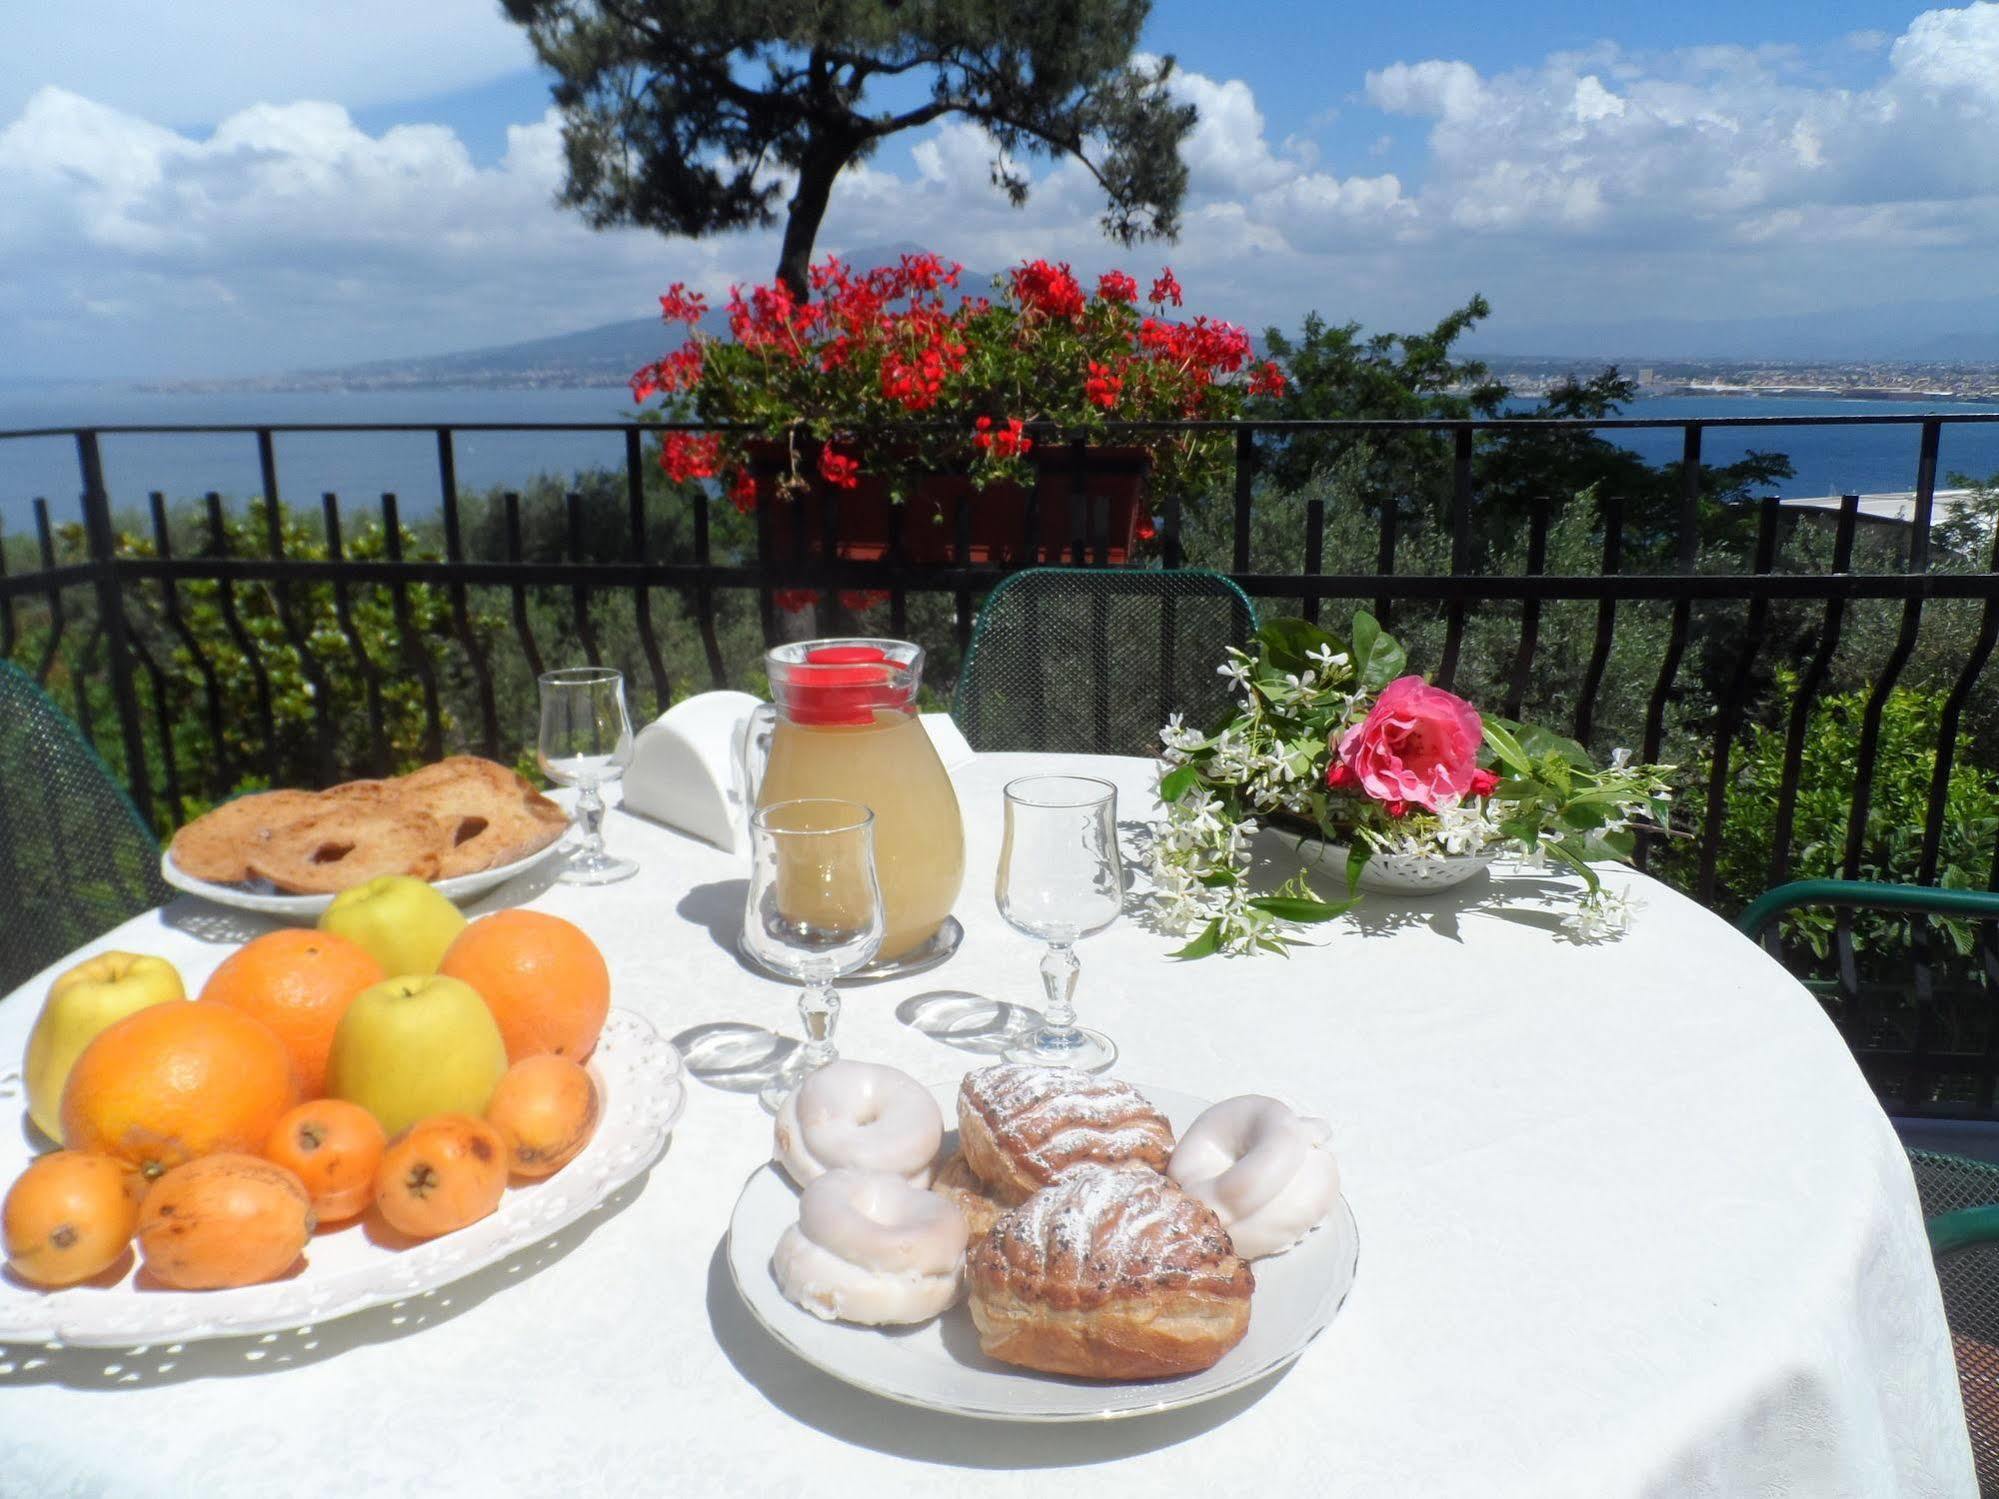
[749,640,965,964]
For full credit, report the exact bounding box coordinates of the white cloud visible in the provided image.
[5,8,1999,376]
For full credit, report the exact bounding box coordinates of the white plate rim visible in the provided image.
[726,1082,1359,1422]
[0,1007,684,1349]
[159,836,569,917]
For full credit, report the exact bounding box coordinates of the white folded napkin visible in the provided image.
[621,689,975,853]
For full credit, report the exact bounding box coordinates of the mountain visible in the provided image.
[1470,294,1999,363]
[153,241,996,394]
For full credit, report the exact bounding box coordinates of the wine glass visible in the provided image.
[742,798,885,1112]
[997,774,1124,1072]
[537,666,637,885]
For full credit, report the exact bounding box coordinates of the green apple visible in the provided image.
[318,874,467,977]
[326,974,508,1136]
[25,951,186,1141]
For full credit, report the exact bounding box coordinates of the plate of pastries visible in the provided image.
[727,1059,1359,1421]
[161,756,570,916]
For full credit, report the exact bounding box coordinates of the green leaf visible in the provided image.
[1492,716,1593,769]
[1344,842,1372,896]
[1158,764,1200,803]
[1482,719,1534,777]
[1349,610,1407,690]
[1254,617,1343,673]
[1170,919,1224,960]
[1542,838,1602,893]
[1247,895,1356,923]
[1590,827,1637,861]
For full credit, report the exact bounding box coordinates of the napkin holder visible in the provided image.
[621,691,978,854]
[621,691,763,853]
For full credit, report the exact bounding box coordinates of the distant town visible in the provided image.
[1493,358,1999,403]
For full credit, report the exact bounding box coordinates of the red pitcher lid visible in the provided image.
[769,640,921,726]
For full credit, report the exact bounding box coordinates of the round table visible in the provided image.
[0,754,1974,1497]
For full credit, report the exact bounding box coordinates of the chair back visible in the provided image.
[1738,880,1999,1123]
[952,567,1257,756]
[0,661,172,995]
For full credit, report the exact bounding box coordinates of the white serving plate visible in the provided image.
[0,1008,684,1349]
[727,1083,1358,1422]
[160,837,568,918]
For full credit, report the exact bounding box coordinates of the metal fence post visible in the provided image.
[75,429,155,826]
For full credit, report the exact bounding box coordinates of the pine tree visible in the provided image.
[502,0,1197,296]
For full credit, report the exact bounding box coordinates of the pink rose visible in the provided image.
[1335,676,1484,812]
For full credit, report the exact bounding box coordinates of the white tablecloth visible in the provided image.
[0,754,1974,1498]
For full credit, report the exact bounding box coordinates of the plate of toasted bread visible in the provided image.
[728,1061,1359,1421]
[161,756,572,916]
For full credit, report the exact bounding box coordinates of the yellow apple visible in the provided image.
[317,874,467,978]
[325,974,508,1136]
[25,952,186,1142]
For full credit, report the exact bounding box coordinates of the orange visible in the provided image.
[264,1099,387,1223]
[200,929,383,1097]
[60,1001,300,1180]
[485,1056,599,1178]
[374,1114,508,1238]
[137,1154,313,1289]
[438,910,610,1063]
[3,1151,144,1287]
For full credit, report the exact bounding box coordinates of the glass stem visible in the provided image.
[574,779,606,862]
[1038,942,1081,1045]
[798,978,841,1072]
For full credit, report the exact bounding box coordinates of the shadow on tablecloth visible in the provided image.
[702,1238,1290,1465]
[0,1161,658,1390]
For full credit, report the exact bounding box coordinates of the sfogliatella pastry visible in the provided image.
[931,1151,1006,1243]
[967,1165,1253,1379]
[956,1064,1174,1205]
[773,1060,943,1189]
[1169,1095,1341,1260]
[773,1169,968,1325]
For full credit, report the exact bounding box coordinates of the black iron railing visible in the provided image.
[4,414,1998,863]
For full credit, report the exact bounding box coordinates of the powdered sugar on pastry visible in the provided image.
[975,1165,1251,1311]
[957,1065,1173,1190]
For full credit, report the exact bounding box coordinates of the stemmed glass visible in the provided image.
[997,774,1124,1072]
[537,666,637,885]
[742,798,886,1112]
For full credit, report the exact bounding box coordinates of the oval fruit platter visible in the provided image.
[0,1008,683,1348]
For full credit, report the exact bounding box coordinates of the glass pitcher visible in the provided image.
[742,639,966,970]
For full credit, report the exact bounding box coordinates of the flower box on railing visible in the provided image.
[745,439,1152,565]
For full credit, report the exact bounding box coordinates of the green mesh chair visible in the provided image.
[0,661,173,995]
[1740,879,1999,1492]
[952,568,1257,756]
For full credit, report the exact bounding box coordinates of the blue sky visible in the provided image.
[3,1,1997,377]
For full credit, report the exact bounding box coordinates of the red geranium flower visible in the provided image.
[658,432,721,483]
[1096,270,1139,304]
[1148,268,1183,307]
[1248,359,1288,398]
[819,444,861,489]
[773,589,820,612]
[1084,360,1124,411]
[658,283,708,325]
[727,469,757,515]
[1010,259,1086,320]
[972,415,1032,458]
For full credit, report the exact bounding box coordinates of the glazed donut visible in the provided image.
[1168,1095,1340,1260]
[774,1060,942,1189]
[773,1169,969,1325]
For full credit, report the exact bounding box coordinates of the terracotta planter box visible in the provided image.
[746,440,1152,565]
